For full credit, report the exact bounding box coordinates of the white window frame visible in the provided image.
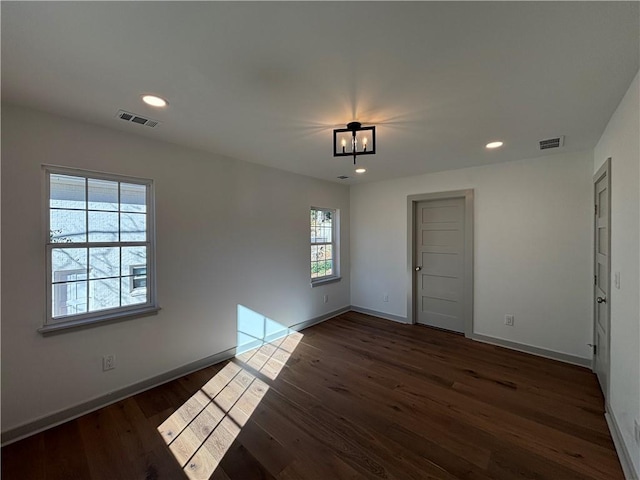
[41,165,159,334]
[310,206,340,286]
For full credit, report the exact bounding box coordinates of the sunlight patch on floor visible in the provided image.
[158,306,303,479]
[158,362,269,480]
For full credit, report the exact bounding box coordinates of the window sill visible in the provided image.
[38,306,161,336]
[310,276,341,287]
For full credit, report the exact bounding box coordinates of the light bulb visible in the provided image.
[142,95,168,107]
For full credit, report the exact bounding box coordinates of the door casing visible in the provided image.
[592,158,611,405]
[407,189,474,336]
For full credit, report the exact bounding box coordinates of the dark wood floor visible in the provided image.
[2,312,624,479]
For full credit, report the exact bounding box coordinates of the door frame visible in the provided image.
[593,158,611,404]
[407,189,474,336]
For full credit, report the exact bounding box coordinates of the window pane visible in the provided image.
[89,278,120,311]
[88,211,119,242]
[89,247,120,279]
[50,174,85,210]
[121,183,146,213]
[50,209,86,243]
[122,278,147,306]
[122,246,147,273]
[325,244,333,260]
[325,260,333,276]
[120,213,146,241]
[52,248,87,282]
[88,178,118,211]
[317,261,326,277]
[53,280,88,317]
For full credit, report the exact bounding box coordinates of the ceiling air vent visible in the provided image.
[337,175,349,180]
[539,136,564,150]
[116,110,160,128]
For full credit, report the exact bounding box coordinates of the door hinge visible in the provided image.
[595,204,598,215]
[588,343,597,355]
[594,275,597,285]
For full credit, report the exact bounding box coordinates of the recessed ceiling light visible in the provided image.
[486,141,504,149]
[142,95,168,108]
[355,168,366,174]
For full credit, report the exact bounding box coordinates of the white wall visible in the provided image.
[594,71,640,476]
[1,105,350,433]
[351,151,593,360]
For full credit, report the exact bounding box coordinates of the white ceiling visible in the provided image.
[2,2,638,184]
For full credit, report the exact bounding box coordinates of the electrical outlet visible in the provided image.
[635,419,640,445]
[103,354,115,371]
[614,272,621,289]
[383,293,389,302]
[323,294,329,304]
[504,314,515,326]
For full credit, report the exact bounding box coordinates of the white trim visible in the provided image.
[606,410,639,479]
[351,307,591,367]
[310,206,340,284]
[351,305,409,324]
[310,276,342,287]
[38,306,161,335]
[42,165,157,332]
[469,332,591,367]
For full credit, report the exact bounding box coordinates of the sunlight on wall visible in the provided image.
[237,304,290,354]
[158,306,303,479]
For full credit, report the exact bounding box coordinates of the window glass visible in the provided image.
[46,168,155,326]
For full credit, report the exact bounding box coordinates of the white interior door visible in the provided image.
[593,160,611,397]
[415,198,465,333]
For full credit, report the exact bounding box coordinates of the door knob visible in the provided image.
[596,296,607,304]
[415,266,422,271]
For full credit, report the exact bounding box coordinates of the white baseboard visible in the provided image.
[349,306,591,368]
[606,410,640,479]
[469,333,592,367]
[350,305,409,324]
[1,306,350,446]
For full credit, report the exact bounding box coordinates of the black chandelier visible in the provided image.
[333,122,376,165]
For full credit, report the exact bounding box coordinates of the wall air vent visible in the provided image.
[337,175,349,180]
[539,136,564,150]
[116,110,160,128]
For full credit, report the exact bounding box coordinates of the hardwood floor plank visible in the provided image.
[43,420,92,480]
[1,312,624,479]
[1,431,45,479]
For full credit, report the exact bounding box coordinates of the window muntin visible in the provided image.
[45,167,155,326]
[310,207,338,282]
